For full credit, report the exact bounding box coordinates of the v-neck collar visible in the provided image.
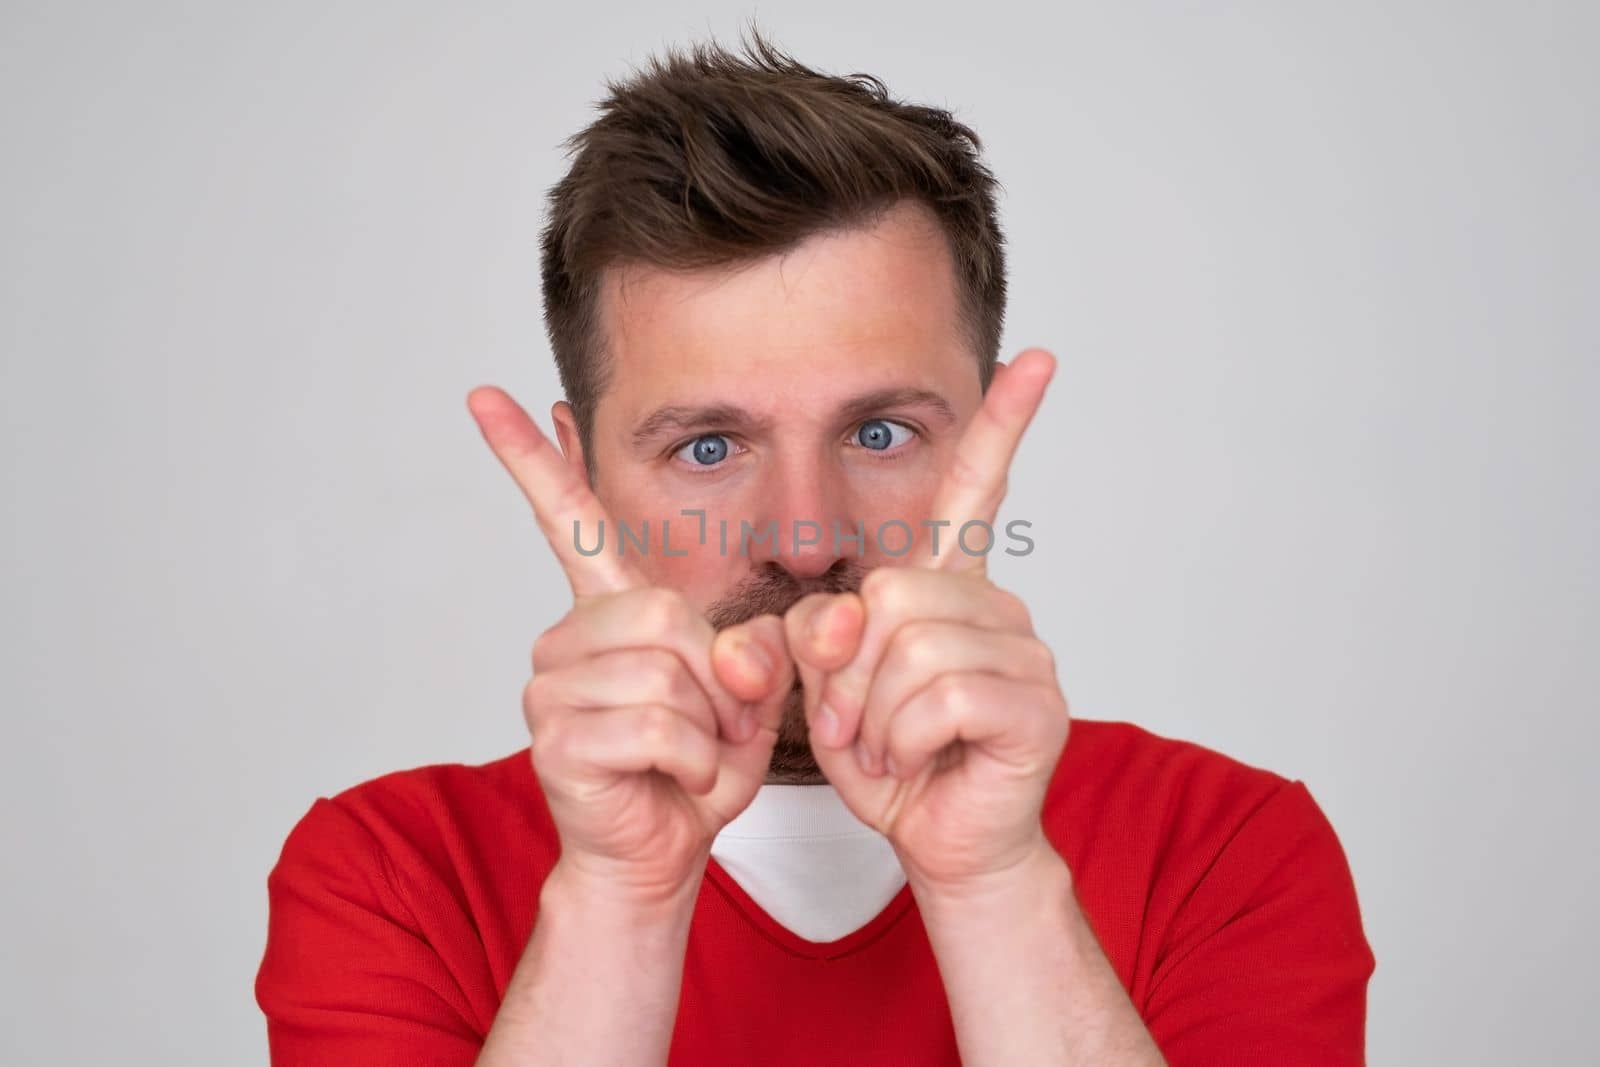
[702,854,917,960]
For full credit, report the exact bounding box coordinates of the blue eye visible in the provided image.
[676,434,731,466]
[855,419,912,451]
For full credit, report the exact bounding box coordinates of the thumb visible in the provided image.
[711,614,794,739]
[784,592,865,675]
[782,593,864,748]
[780,593,892,826]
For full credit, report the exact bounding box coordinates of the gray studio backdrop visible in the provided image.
[2,2,1594,1063]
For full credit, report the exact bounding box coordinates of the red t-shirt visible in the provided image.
[255,718,1375,1065]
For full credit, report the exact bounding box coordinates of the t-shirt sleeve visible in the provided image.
[255,796,484,1066]
[1141,779,1376,1066]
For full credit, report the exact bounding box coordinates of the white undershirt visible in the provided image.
[710,783,908,943]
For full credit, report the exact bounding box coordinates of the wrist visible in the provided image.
[486,853,704,1064]
[541,851,708,926]
[906,834,1070,919]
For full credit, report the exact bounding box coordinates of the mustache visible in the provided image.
[704,558,867,630]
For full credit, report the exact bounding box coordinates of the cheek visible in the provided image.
[601,475,763,611]
[635,542,738,613]
[844,481,940,564]
[852,473,940,526]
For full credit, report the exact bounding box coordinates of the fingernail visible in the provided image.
[807,605,826,642]
[741,638,773,680]
[817,702,839,746]
[808,599,837,651]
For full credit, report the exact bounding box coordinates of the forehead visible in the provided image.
[594,200,973,416]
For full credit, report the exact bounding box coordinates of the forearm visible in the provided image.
[912,841,1166,1067]
[477,858,703,1066]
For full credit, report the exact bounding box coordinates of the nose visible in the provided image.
[744,454,857,580]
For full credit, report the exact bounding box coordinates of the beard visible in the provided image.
[704,558,867,784]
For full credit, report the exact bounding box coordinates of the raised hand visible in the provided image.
[783,349,1070,893]
[467,387,793,903]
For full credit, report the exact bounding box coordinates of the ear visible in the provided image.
[550,401,591,482]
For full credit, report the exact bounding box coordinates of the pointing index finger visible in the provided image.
[467,386,643,598]
[922,348,1056,572]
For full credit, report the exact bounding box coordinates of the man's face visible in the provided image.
[552,200,986,781]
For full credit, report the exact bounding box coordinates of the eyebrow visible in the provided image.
[631,404,774,447]
[837,388,958,428]
[630,387,958,448]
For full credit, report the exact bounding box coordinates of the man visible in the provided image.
[256,28,1374,1065]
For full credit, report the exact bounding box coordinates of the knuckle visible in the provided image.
[890,620,942,673]
[639,587,691,636]
[529,625,563,671]
[930,672,975,719]
[523,672,552,715]
[861,566,909,615]
[529,711,565,764]
[993,586,1032,628]
[1025,637,1057,679]
[638,704,681,751]
[640,649,692,705]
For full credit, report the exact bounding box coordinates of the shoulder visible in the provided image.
[1043,717,1357,897]
[1045,718,1368,958]
[1048,716,1294,821]
[257,752,547,1047]
[266,747,556,892]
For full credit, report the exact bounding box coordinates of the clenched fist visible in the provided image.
[469,387,795,904]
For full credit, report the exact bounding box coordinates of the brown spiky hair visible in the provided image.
[539,24,1008,462]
